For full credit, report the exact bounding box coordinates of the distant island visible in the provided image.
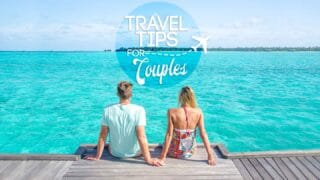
[115,47,320,52]
[207,47,320,51]
[116,47,194,52]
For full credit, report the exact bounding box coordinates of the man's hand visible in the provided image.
[84,155,100,161]
[146,158,163,167]
[208,155,216,166]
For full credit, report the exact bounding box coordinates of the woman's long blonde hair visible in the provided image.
[179,86,197,108]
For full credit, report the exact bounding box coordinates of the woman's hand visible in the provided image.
[84,155,100,161]
[156,158,166,166]
[207,155,216,166]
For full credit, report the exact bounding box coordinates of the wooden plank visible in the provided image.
[31,161,60,179]
[65,145,242,179]
[273,157,297,179]
[3,160,27,179]
[305,156,320,171]
[54,161,73,179]
[65,170,240,177]
[256,158,283,179]
[65,167,240,175]
[289,157,318,179]
[71,159,235,167]
[264,157,286,179]
[0,161,11,174]
[297,157,320,177]
[228,150,320,159]
[281,157,307,180]
[22,161,50,179]
[33,161,70,179]
[5,160,72,179]
[65,173,242,179]
[314,156,320,163]
[63,175,243,180]
[64,148,242,179]
[240,158,263,180]
[0,161,21,178]
[232,159,253,180]
[67,166,239,171]
[32,161,72,179]
[0,154,79,161]
[69,164,234,169]
[248,158,272,179]
[64,172,242,178]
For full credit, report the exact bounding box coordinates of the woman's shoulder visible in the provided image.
[168,107,202,113]
[186,107,202,115]
[168,107,181,113]
[194,107,203,113]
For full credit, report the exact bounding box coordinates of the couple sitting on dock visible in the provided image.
[85,81,216,166]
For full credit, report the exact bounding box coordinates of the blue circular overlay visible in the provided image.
[115,2,202,87]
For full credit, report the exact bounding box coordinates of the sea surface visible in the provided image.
[0,51,319,153]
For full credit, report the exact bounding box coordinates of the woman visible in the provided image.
[158,86,216,165]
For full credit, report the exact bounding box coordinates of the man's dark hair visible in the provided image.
[117,81,133,100]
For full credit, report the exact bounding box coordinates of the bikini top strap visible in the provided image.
[183,106,189,130]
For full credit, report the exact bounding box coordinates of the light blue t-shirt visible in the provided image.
[101,103,146,158]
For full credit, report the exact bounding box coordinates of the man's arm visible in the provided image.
[136,126,161,166]
[158,110,174,162]
[85,125,108,160]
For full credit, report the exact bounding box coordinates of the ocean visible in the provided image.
[0,51,319,153]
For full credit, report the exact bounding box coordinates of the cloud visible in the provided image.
[197,16,320,47]
[220,17,264,30]
[1,16,320,49]
[0,23,118,50]
[248,17,263,25]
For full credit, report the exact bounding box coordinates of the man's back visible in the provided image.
[101,103,146,158]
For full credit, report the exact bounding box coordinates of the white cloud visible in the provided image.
[0,23,117,50]
[197,16,320,47]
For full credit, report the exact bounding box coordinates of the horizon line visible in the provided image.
[1,46,320,52]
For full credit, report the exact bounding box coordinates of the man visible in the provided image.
[85,81,161,166]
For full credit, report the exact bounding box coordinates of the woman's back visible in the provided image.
[168,107,202,159]
[159,86,216,165]
[169,107,202,130]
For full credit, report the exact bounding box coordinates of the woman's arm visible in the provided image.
[158,109,174,163]
[198,111,216,166]
[85,125,108,160]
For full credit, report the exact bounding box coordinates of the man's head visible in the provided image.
[117,81,133,100]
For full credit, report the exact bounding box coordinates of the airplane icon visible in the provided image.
[191,36,209,53]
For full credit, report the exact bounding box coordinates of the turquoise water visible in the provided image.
[0,51,319,153]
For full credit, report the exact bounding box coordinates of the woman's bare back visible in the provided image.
[169,107,202,129]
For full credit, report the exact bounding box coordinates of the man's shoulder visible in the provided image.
[130,104,145,111]
[104,103,119,110]
[103,103,145,111]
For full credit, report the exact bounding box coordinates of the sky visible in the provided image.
[0,0,320,50]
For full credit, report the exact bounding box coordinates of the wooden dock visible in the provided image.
[222,146,320,180]
[0,144,320,180]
